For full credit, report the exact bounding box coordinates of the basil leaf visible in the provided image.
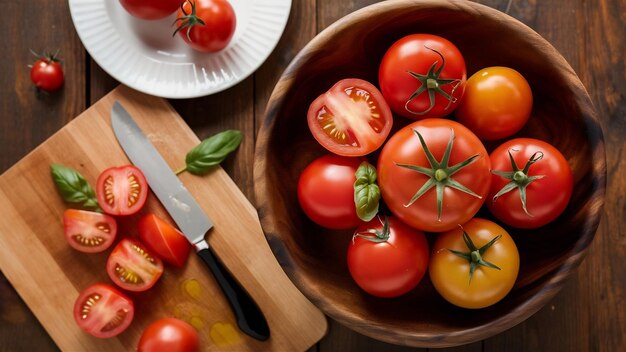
[50,164,101,211]
[354,161,380,222]
[181,130,243,175]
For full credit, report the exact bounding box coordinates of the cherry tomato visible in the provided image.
[297,154,362,230]
[174,0,237,53]
[138,214,191,268]
[307,78,393,156]
[347,216,429,298]
[63,209,117,253]
[106,239,164,292]
[119,0,183,20]
[488,138,573,228]
[30,53,64,92]
[379,34,466,119]
[96,165,148,216]
[429,218,520,309]
[377,118,491,232]
[138,318,200,352]
[456,66,533,140]
[73,283,134,338]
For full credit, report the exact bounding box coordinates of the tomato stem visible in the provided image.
[448,226,501,284]
[352,216,390,243]
[173,0,206,41]
[491,150,545,216]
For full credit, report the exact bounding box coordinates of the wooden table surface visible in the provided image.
[1,0,623,351]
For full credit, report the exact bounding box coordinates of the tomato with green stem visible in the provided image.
[30,50,64,92]
[429,218,519,309]
[488,138,573,228]
[174,0,237,53]
[379,34,466,119]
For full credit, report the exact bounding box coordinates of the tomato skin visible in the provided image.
[307,78,393,156]
[456,67,533,140]
[347,216,429,298]
[379,34,466,120]
[30,58,64,92]
[138,318,200,352]
[138,214,191,268]
[96,165,148,216]
[377,119,491,232]
[63,209,117,253]
[176,0,236,53]
[106,239,164,292]
[429,218,519,309]
[73,283,134,338]
[488,138,573,228]
[119,0,183,20]
[297,154,362,230]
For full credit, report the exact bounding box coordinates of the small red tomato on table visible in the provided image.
[119,0,183,20]
[30,50,64,92]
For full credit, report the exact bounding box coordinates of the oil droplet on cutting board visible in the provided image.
[182,278,202,300]
[189,315,204,330]
[210,322,241,347]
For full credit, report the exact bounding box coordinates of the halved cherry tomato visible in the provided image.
[73,283,134,338]
[97,165,148,216]
[138,318,199,352]
[138,214,191,268]
[63,209,117,253]
[307,78,393,156]
[106,239,164,292]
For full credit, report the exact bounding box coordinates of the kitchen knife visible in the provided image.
[111,101,270,341]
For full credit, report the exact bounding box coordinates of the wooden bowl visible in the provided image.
[253,0,605,347]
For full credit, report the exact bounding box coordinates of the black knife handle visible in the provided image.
[196,247,270,341]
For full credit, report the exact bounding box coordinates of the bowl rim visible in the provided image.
[254,0,606,347]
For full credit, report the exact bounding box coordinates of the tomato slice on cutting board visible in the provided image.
[73,283,134,339]
[307,78,393,156]
[96,165,148,216]
[63,209,117,253]
[106,238,164,292]
[138,214,191,268]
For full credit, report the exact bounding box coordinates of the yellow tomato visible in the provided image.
[429,218,519,309]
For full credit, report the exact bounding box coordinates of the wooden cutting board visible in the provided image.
[0,85,327,351]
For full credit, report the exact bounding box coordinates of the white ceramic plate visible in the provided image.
[69,0,291,98]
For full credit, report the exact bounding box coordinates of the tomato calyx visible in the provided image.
[491,149,546,216]
[448,226,502,284]
[405,46,462,116]
[395,128,481,221]
[353,216,390,243]
[29,48,61,65]
[173,0,206,41]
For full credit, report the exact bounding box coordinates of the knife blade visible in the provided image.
[111,101,270,341]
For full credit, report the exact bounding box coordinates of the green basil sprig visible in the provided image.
[177,130,243,175]
[354,161,381,222]
[50,164,101,212]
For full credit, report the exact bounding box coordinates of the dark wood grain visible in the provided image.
[1,0,624,351]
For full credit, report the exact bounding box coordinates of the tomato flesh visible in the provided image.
[63,209,117,253]
[97,165,148,216]
[107,239,164,292]
[73,283,134,338]
[138,214,191,268]
[307,78,393,156]
[138,318,200,352]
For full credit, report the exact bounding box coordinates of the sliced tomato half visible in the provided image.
[73,283,134,339]
[106,238,164,292]
[138,214,191,268]
[307,78,393,156]
[63,209,117,253]
[96,165,148,216]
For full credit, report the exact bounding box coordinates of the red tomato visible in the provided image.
[96,165,148,216]
[347,216,429,298]
[377,119,491,232]
[30,53,64,92]
[119,0,183,20]
[174,0,236,53]
[307,78,393,156]
[73,283,134,338]
[456,66,533,140]
[63,209,117,253]
[488,138,573,228]
[297,154,362,230]
[106,239,164,292]
[379,34,466,119]
[138,214,191,268]
[138,318,199,352]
